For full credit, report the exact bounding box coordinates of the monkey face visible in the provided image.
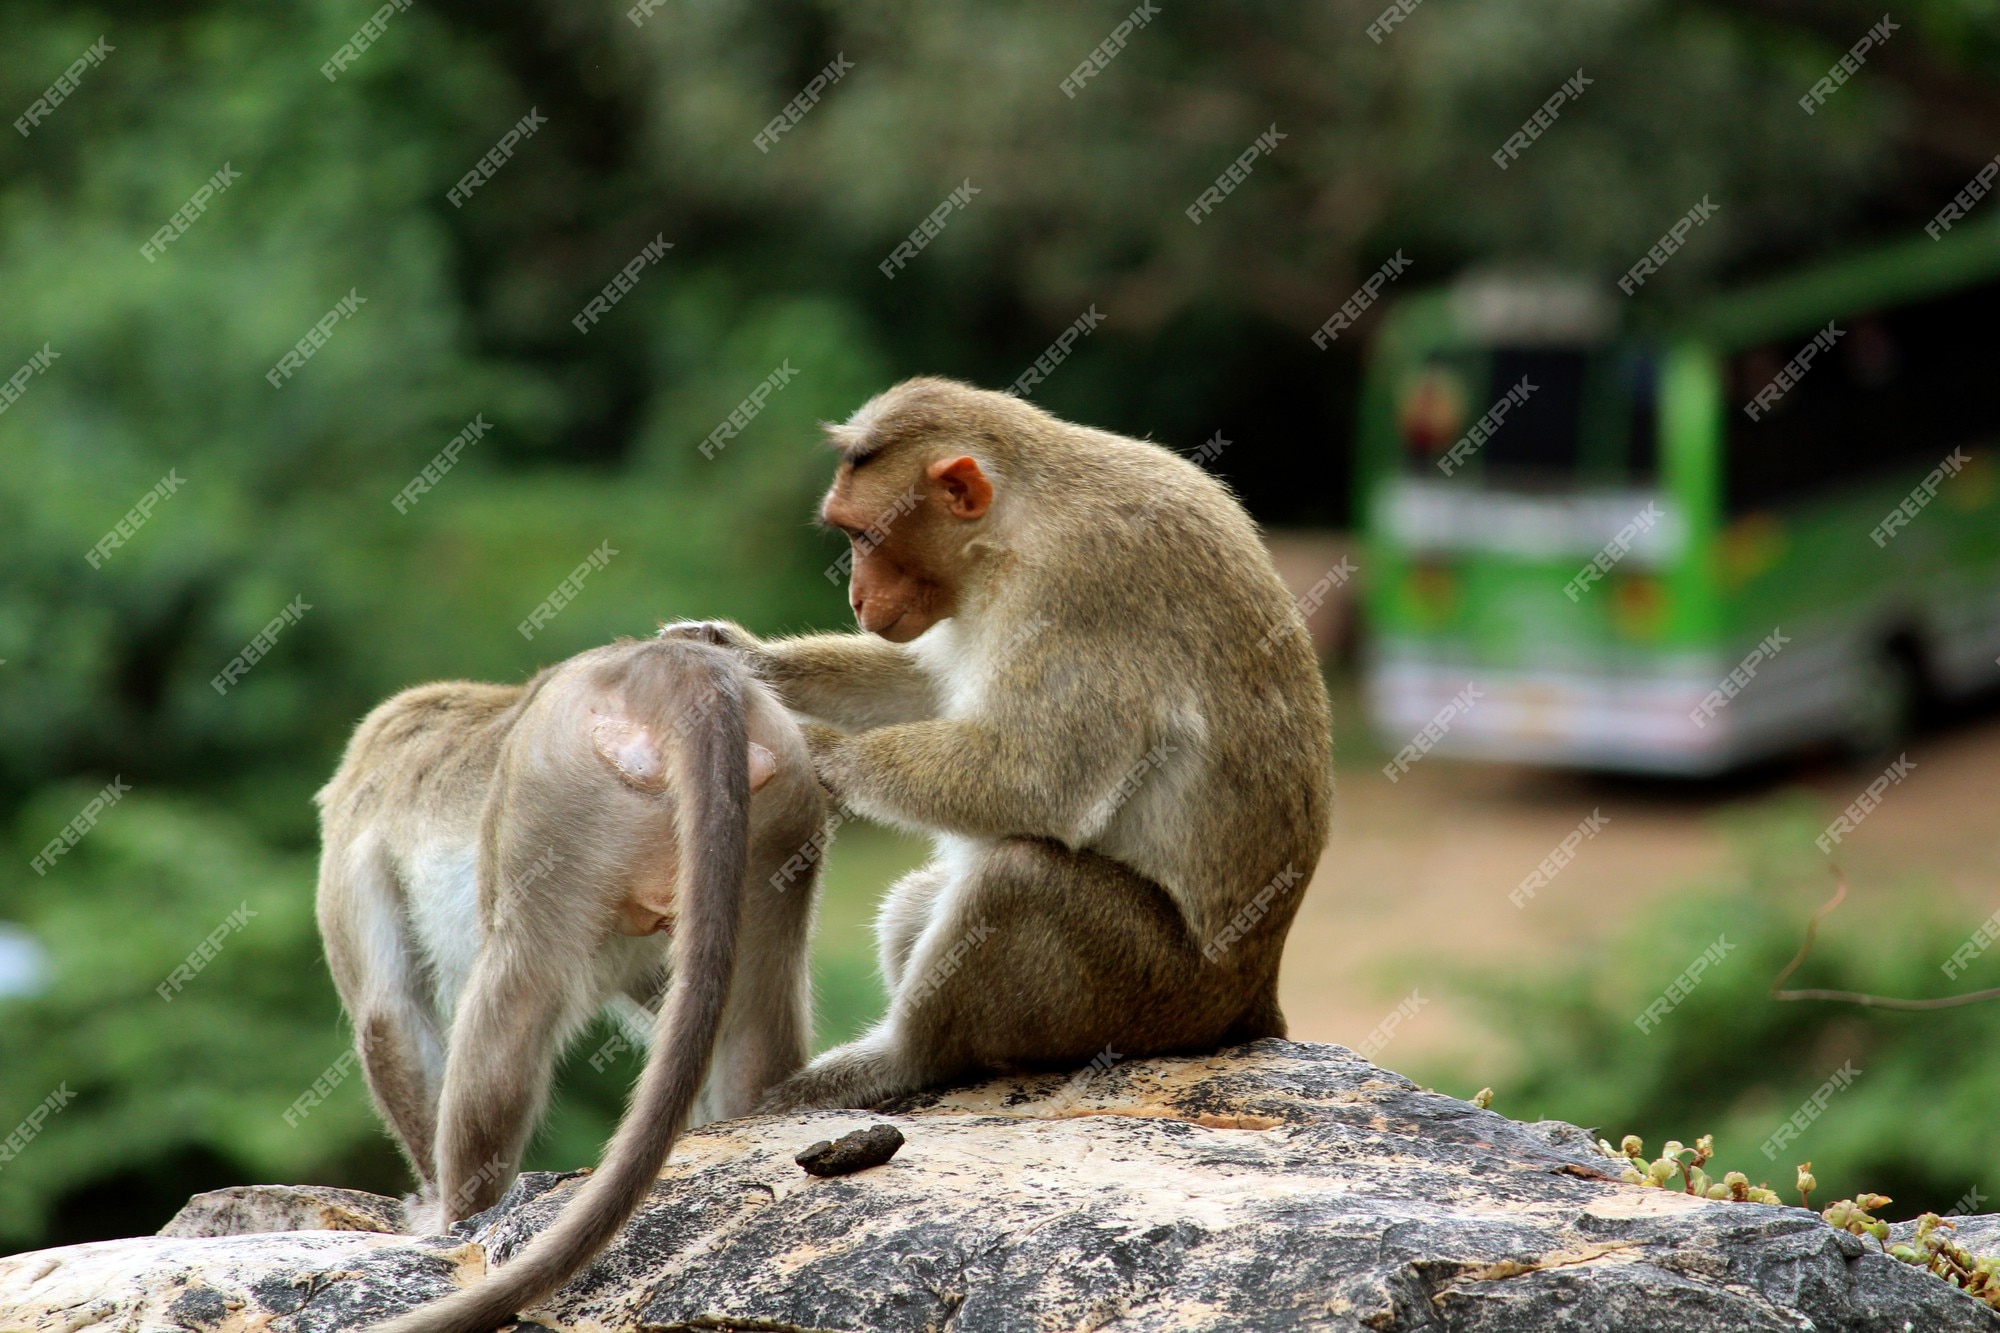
[842,538,949,642]
[820,452,991,643]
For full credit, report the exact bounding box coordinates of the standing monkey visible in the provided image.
[669,376,1333,1111]
[315,633,824,1333]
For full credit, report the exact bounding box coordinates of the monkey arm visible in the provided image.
[816,718,1122,844]
[758,633,941,732]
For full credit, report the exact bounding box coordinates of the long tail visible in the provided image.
[373,641,752,1333]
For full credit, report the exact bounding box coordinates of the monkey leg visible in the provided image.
[354,1006,445,1192]
[432,943,578,1225]
[613,962,669,1050]
[765,839,1213,1111]
[695,923,812,1124]
[873,862,952,993]
[317,852,445,1190]
[690,807,822,1124]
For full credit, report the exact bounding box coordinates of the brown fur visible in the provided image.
[668,376,1333,1111]
[315,634,825,1333]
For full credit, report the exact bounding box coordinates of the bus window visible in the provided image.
[1885,279,2000,455]
[1725,315,1909,515]
[1481,347,1589,484]
[1724,274,2000,517]
[1397,346,1658,488]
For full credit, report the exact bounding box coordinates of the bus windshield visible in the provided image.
[1395,344,1658,489]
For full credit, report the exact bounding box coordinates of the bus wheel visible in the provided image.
[1844,643,1922,761]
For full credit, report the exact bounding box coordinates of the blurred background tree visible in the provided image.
[2,0,1996,1252]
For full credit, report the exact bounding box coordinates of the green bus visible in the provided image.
[1357,224,2000,775]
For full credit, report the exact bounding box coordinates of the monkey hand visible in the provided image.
[799,724,849,801]
[657,618,763,654]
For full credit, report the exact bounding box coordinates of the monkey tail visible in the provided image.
[371,642,752,1333]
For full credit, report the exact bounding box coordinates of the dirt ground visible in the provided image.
[1282,690,2000,1077]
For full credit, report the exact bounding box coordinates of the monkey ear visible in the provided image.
[926,456,993,520]
[747,742,777,793]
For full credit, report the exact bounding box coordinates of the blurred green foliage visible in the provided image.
[1419,799,2000,1218]
[2,0,1996,1254]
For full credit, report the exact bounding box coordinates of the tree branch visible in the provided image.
[1771,868,2000,1011]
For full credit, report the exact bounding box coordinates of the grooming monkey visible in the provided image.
[314,633,824,1333]
[667,376,1333,1111]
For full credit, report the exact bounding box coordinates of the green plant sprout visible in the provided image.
[1594,1131,2000,1311]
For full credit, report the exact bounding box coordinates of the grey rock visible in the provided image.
[157,1183,407,1239]
[0,1040,1994,1331]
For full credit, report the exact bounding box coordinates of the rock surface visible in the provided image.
[1,1040,1995,1331]
[157,1184,409,1239]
